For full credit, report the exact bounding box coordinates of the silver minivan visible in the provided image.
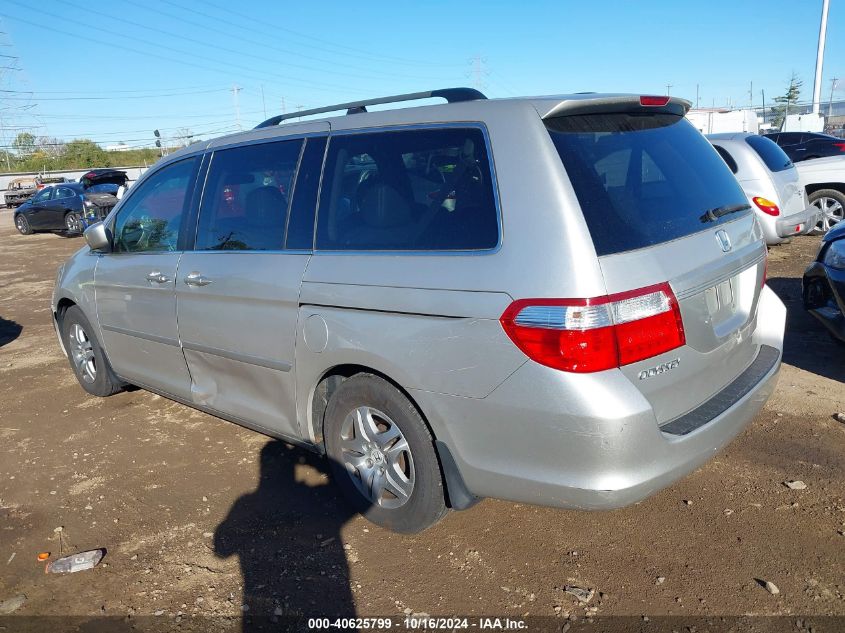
[707,132,818,245]
[52,89,786,533]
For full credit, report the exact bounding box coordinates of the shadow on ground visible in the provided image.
[214,440,362,632]
[768,276,845,383]
[0,316,22,348]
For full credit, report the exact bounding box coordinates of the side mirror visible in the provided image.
[116,185,126,200]
[84,222,112,253]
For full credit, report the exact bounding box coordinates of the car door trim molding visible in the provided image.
[101,323,180,347]
[181,340,292,372]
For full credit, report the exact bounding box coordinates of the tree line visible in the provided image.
[1,132,171,174]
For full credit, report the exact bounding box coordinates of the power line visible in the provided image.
[127,0,459,83]
[1,4,371,95]
[0,88,230,101]
[164,0,465,69]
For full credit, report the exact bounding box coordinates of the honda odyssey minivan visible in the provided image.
[52,89,786,533]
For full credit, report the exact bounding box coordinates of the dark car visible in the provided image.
[804,221,845,343]
[13,182,121,236]
[764,132,845,163]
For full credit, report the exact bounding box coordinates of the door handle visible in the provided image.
[146,271,170,284]
[184,272,212,287]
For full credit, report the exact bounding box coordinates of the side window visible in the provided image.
[316,127,498,251]
[113,157,198,253]
[195,139,303,251]
[55,187,75,200]
[285,136,326,249]
[32,188,53,203]
[713,145,738,174]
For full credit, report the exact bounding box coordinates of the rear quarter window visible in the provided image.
[712,145,738,174]
[548,113,750,256]
[745,135,792,173]
[316,127,499,251]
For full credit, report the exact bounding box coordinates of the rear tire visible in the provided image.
[14,214,33,235]
[61,306,124,397]
[809,189,845,234]
[64,212,81,234]
[323,374,449,533]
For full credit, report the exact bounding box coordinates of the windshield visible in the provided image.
[547,113,750,256]
[86,183,119,194]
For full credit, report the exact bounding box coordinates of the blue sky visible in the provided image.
[0,0,843,149]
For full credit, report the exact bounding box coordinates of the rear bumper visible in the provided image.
[803,260,845,342]
[413,285,786,510]
[775,206,820,238]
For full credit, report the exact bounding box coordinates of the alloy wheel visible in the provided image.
[65,213,80,233]
[69,323,96,384]
[338,406,415,509]
[813,196,844,233]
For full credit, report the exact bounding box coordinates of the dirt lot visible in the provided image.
[1,210,844,630]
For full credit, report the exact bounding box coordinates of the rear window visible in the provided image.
[548,113,749,256]
[745,135,792,172]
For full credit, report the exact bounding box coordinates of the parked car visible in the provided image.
[4,176,37,208]
[793,155,845,233]
[764,132,845,163]
[53,89,786,533]
[13,182,121,235]
[707,133,818,245]
[5,175,70,208]
[803,220,845,343]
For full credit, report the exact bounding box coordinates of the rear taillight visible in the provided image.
[640,95,670,106]
[752,196,780,216]
[500,283,685,373]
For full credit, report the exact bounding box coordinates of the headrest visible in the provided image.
[245,186,286,221]
[358,183,411,229]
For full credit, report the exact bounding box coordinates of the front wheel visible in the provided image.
[61,306,124,397]
[14,214,33,235]
[324,374,449,533]
[810,189,845,234]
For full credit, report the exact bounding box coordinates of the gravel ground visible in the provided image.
[1,211,844,630]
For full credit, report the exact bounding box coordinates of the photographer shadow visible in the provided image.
[214,440,364,632]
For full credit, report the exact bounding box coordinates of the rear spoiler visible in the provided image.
[542,95,691,120]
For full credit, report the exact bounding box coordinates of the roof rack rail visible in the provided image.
[254,87,486,129]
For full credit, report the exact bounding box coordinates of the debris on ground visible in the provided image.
[564,585,595,603]
[833,412,845,424]
[0,594,27,614]
[764,581,780,595]
[656,576,666,585]
[784,481,807,490]
[37,552,49,561]
[46,548,106,574]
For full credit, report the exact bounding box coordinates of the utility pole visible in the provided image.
[231,84,242,131]
[665,83,672,96]
[296,105,303,121]
[696,84,700,109]
[829,77,839,118]
[762,89,767,125]
[468,56,488,91]
[812,0,830,115]
[748,81,753,109]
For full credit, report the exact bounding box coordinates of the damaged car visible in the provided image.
[13,181,123,235]
[804,220,845,343]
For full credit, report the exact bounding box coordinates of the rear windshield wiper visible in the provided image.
[700,203,751,223]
